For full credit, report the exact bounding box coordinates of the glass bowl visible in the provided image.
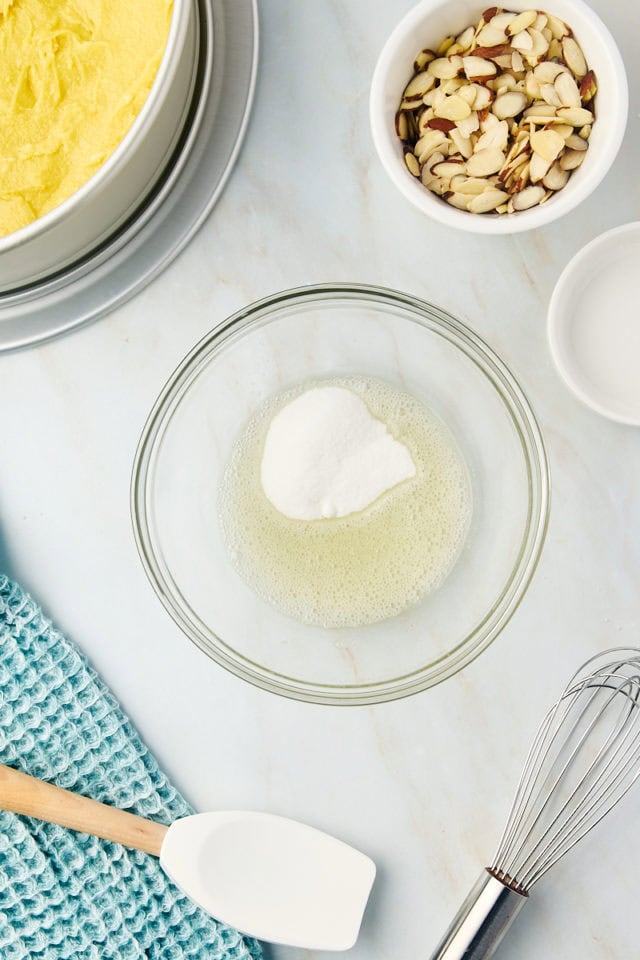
[132,284,549,704]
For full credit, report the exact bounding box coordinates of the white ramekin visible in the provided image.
[370,0,628,234]
[548,221,640,424]
[0,0,197,292]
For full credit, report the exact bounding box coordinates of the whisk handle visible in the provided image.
[428,870,527,960]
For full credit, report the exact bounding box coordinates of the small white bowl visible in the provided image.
[0,0,197,292]
[370,0,628,234]
[548,222,640,425]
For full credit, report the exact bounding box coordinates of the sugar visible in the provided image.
[260,385,416,520]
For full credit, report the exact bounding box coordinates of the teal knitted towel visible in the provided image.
[0,575,262,960]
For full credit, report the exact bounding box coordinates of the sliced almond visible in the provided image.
[565,133,588,151]
[492,91,528,120]
[511,184,545,209]
[540,83,562,107]
[547,14,569,40]
[515,159,532,190]
[533,13,548,32]
[476,119,509,151]
[395,111,409,140]
[437,35,456,55]
[443,191,471,209]
[432,159,467,178]
[440,77,464,95]
[562,37,588,79]
[511,50,525,73]
[495,74,517,96]
[456,25,476,50]
[525,71,541,99]
[427,117,457,132]
[476,24,508,46]
[420,151,446,184]
[414,49,436,71]
[403,71,436,100]
[446,42,465,57]
[471,84,494,110]
[414,129,447,162]
[553,124,574,140]
[523,102,558,117]
[548,38,563,60]
[456,111,480,139]
[559,148,586,170]
[556,105,593,126]
[458,84,477,106]
[449,128,473,158]
[462,56,498,80]
[429,178,449,196]
[501,135,529,172]
[528,29,550,58]
[542,162,569,190]
[474,44,512,60]
[510,30,533,52]
[529,151,552,182]
[490,11,516,31]
[427,57,460,80]
[468,188,509,212]
[506,9,537,35]
[579,70,597,102]
[530,128,565,162]
[434,94,471,121]
[504,156,530,191]
[533,61,566,84]
[430,87,447,110]
[479,111,500,132]
[455,176,493,195]
[404,151,420,176]
[494,53,514,69]
[466,147,505,176]
[418,109,434,134]
[555,71,581,107]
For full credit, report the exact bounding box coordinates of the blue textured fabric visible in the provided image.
[0,575,262,960]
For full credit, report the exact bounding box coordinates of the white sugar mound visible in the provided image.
[260,385,416,520]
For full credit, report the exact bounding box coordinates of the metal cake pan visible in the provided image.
[0,0,258,353]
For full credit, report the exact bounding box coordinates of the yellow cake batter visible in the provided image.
[0,0,172,237]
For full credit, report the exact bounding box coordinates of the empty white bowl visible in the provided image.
[548,222,640,424]
[370,0,628,234]
[0,0,197,293]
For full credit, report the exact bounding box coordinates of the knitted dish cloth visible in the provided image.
[0,575,262,960]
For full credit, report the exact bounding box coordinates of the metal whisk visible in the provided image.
[429,649,640,960]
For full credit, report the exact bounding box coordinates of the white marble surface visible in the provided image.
[1,1,640,958]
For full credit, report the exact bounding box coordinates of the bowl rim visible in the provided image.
[547,220,640,424]
[0,0,192,252]
[131,283,551,705]
[369,0,628,234]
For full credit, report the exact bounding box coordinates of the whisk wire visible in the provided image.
[491,653,640,892]
[518,679,640,887]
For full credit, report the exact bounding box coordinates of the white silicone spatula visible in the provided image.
[0,764,375,951]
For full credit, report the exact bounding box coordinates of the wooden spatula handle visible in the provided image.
[0,764,168,856]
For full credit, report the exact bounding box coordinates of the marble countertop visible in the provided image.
[2,1,640,958]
